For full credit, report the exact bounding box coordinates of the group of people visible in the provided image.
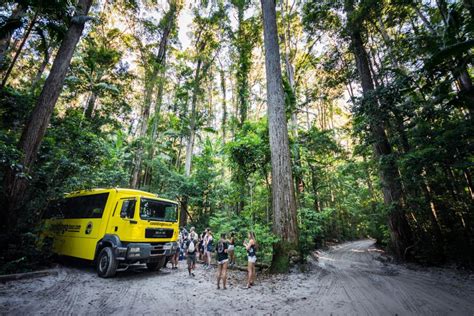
[169,227,257,289]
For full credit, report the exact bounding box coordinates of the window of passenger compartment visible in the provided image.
[120,200,136,219]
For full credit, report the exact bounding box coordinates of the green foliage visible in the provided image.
[0,93,130,272]
[226,119,270,178]
[298,207,324,254]
[1,0,473,274]
[303,0,474,266]
[0,229,54,275]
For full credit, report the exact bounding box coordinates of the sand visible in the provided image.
[1,239,473,315]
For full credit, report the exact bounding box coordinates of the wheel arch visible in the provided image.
[94,234,122,261]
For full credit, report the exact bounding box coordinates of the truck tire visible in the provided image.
[146,257,166,271]
[97,247,118,278]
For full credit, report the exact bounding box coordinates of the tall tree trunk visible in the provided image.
[220,68,227,144]
[31,46,51,91]
[456,66,474,117]
[344,0,413,259]
[143,69,165,186]
[308,163,321,212]
[2,0,93,229]
[464,169,474,199]
[84,91,97,119]
[130,70,156,188]
[179,197,188,227]
[0,3,26,71]
[232,4,250,212]
[184,58,202,177]
[281,4,304,196]
[261,0,299,273]
[1,12,37,89]
[234,2,252,126]
[130,1,179,188]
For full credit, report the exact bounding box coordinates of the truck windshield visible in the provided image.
[140,198,178,222]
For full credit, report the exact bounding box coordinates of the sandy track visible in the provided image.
[1,239,473,315]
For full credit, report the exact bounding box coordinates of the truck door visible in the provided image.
[106,198,139,241]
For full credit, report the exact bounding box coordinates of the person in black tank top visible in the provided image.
[216,233,229,289]
[243,231,257,288]
[247,244,256,257]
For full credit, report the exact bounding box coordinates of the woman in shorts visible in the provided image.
[205,229,213,268]
[243,231,257,288]
[216,233,229,289]
[199,232,205,262]
[227,232,235,266]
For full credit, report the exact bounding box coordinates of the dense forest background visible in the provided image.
[0,0,473,273]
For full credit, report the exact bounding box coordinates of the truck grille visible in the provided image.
[150,243,166,256]
[145,228,173,239]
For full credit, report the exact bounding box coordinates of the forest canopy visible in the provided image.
[0,0,473,273]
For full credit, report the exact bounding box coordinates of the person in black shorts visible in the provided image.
[199,232,205,262]
[244,231,257,288]
[216,233,229,289]
[186,227,198,276]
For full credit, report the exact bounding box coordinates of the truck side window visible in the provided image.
[120,200,136,219]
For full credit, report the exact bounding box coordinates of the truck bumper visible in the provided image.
[115,241,178,262]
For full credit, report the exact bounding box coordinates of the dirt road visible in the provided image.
[1,239,473,315]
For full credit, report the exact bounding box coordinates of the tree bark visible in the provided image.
[456,66,474,117]
[84,91,97,119]
[130,68,157,188]
[220,68,227,144]
[344,0,413,259]
[143,68,165,186]
[31,46,51,91]
[184,58,202,177]
[2,0,93,229]
[261,0,299,273]
[308,163,321,212]
[281,4,304,196]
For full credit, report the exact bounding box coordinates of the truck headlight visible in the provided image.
[129,247,140,252]
[163,243,172,250]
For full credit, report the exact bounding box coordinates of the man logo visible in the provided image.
[85,222,93,235]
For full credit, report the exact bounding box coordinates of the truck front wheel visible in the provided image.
[97,247,118,278]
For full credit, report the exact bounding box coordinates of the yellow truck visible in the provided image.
[42,188,179,278]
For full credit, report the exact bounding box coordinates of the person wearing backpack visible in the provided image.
[186,227,198,276]
[216,233,229,289]
[205,229,214,269]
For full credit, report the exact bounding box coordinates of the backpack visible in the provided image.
[188,239,195,253]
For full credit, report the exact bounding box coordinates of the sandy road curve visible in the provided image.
[1,239,473,315]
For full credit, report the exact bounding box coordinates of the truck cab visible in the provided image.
[43,188,179,277]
